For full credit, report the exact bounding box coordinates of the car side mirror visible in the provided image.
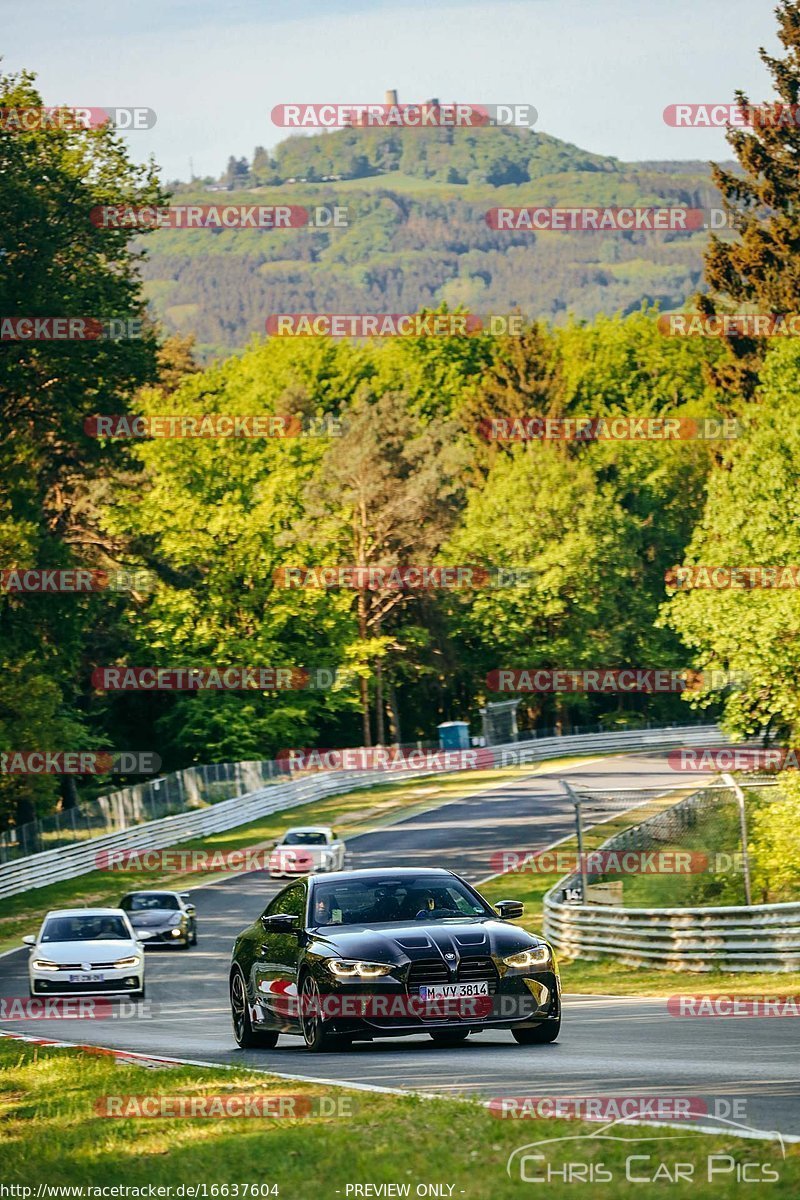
[21,934,36,946]
[495,900,524,919]
[184,903,196,914]
[260,913,300,932]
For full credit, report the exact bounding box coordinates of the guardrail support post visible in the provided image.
[563,779,588,904]
[721,771,753,906]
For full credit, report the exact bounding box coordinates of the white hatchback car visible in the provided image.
[268,826,346,878]
[23,908,147,998]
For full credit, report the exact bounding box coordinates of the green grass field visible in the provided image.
[1,1040,796,1197]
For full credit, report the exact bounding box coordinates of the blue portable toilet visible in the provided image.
[437,720,470,750]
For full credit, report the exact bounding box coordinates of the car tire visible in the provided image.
[133,983,146,1000]
[429,1029,471,1045]
[190,923,198,946]
[299,973,342,1052]
[512,1016,561,1044]
[230,968,279,1049]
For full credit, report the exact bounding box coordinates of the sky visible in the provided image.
[2,0,782,180]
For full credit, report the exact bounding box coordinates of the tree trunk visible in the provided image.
[60,775,78,811]
[374,612,385,745]
[375,658,385,745]
[387,684,402,746]
[357,588,372,746]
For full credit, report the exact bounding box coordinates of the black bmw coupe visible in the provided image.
[229,867,561,1051]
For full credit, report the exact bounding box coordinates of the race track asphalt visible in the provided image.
[2,752,798,1141]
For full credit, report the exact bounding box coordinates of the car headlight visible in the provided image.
[503,946,551,969]
[327,959,393,979]
[113,955,141,969]
[31,959,59,970]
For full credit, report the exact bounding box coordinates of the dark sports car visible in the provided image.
[119,890,197,948]
[229,867,561,1051]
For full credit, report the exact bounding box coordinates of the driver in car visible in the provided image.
[313,894,344,925]
[413,892,460,919]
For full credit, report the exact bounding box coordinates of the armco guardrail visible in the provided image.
[544,894,800,972]
[0,724,721,901]
[544,779,800,973]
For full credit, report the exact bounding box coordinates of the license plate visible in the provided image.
[68,973,104,983]
[418,981,489,999]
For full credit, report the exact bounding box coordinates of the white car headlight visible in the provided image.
[31,958,59,970]
[503,946,551,969]
[328,960,393,979]
[113,955,141,969]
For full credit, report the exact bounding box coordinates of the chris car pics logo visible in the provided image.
[506,1117,784,1184]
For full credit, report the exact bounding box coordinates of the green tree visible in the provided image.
[302,387,467,744]
[444,443,642,731]
[663,340,800,739]
[700,0,800,395]
[0,70,165,830]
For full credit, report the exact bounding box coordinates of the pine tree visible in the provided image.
[701,0,800,395]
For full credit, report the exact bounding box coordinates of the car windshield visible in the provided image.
[310,876,490,927]
[41,915,130,942]
[283,831,328,846]
[122,894,180,912]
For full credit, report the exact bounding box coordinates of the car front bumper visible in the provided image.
[306,968,561,1037]
[30,966,144,995]
[132,925,189,946]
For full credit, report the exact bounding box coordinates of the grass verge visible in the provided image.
[0,1039,796,1197]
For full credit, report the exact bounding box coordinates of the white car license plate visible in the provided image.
[418,982,489,1000]
[68,973,104,983]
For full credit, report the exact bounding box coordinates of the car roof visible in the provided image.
[44,908,127,917]
[120,890,181,897]
[282,826,333,834]
[309,867,453,882]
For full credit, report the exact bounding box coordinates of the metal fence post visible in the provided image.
[562,779,588,904]
[721,772,753,906]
